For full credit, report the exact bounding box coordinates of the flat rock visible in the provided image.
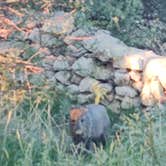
[92,66,113,80]
[70,74,82,84]
[79,77,98,92]
[54,71,71,85]
[114,70,130,85]
[77,94,94,104]
[115,86,138,98]
[66,45,87,57]
[53,56,70,71]
[44,71,56,80]
[67,84,79,94]
[72,57,96,77]
[114,95,124,101]
[100,83,113,93]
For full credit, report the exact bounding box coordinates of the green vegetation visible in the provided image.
[72,0,165,52]
[0,0,166,165]
[0,84,166,165]
[19,0,165,53]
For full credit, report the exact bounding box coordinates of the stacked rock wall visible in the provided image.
[0,11,165,112]
[3,11,163,112]
[42,27,166,112]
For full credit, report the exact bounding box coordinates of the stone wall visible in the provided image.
[2,11,164,112]
[27,11,164,112]
[40,20,166,112]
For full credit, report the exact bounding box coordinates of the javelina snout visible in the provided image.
[75,113,91,139]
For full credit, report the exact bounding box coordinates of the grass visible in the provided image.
[1,63,165,166]
[0,1,165,165]
[0,86,166,166]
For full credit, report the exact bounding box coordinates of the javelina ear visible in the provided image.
[79,107,88,114]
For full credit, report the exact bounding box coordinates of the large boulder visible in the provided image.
[81,29,158,71]
[82,30,128,62]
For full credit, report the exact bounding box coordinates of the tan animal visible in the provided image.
[141,57,166,106]
[69,104,110,150]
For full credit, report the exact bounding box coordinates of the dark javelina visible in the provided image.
[70,104,110,150]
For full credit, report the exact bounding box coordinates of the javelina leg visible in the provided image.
[92,138,101,147]
[85,139,93,150]
[73,135,83,145]
[100,134,106,146]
